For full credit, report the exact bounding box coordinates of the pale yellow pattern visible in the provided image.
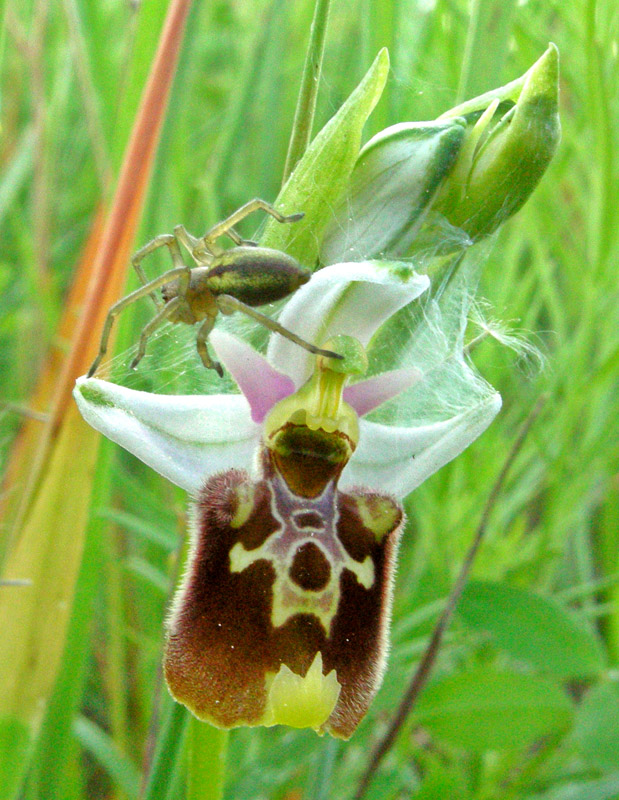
[229,531,374,635]
[230,483,256,528]
[354,495,400,542]
[263,652,341,731]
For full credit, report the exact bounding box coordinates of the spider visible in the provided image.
[87,199,341,378]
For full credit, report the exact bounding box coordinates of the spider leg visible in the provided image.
[87,267,190,378]
[195,313,223,377]
[224,227,258,248]
[130,297,184,370]
[174,223,222,263]
[215,295,343,361]
[132,234,189,308]
[201,199,303,252]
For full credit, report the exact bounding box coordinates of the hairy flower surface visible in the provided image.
[75,259,500,736]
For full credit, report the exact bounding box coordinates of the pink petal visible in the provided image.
[344,367,421,417]
[210,330,295,423]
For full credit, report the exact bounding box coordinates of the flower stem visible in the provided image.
[187,718,229,800]
[282,0,331,182]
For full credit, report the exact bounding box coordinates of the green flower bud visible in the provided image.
[321,120,465,263]
[431,43,560,240]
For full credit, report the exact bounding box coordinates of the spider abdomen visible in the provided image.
[206,246,311,307]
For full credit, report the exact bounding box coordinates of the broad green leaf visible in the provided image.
[569,682,619,772]
[260,48,389,265]
[458,580,606,679]
[413,760,471,799]
[415,668,573,751]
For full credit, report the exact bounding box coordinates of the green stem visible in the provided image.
[187,719,229,800]
[456,0,517,103]
[585,0,614,270]
[282,0,331,182]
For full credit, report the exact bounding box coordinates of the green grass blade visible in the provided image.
[143,698,189,800]
[73,716,141,799]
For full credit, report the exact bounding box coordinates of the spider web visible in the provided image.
[104,201,539,445]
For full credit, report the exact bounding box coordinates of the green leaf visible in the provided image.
[412,760,471,799]
[99,508,176,552]
[143,696,189,800]
[124,555,170,594]
[569,682,619,772]
[458,580,606,679]
[260,48,389,265]
[415,668,573,751]
[456,0,518,102]
[110,0,171,170]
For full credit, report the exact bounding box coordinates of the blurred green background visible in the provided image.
[0,0,618,798]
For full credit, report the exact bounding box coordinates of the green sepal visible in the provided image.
[320,120,465,262]
[259,48,390,266]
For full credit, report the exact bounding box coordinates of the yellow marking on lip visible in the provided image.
[230,483,256,528]
[354,495,402,542]
[354,555,375,589]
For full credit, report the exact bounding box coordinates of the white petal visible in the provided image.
[341,393,502,498]
[74,377,260,495]
[267,261,429,386]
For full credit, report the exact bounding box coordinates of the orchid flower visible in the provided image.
[74,258,500,737]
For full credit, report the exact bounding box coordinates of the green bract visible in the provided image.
[260,48,390,264]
